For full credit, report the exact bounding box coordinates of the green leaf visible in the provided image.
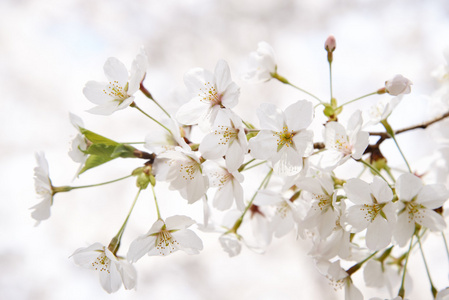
[78,154,115,175]
[80,128,119,145]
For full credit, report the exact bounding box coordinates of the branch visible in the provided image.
[369,111,449,140]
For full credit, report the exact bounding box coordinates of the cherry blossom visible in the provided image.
[30,152,54,225]
[204,161,245,211]
[154,147,209,203]
[199,109,248,172]
[393,173,448,246]
[71,242,136,293]
[344,176,396,250]
[127,215,203,262]
[319,110,369,170]
[83,49,148,115]
[242,41,277,83]
[385,74,413,96]
[248,100,314,175]
[176,60,240,131]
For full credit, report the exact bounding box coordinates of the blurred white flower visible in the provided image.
[68,113,88,174]
[83,49,148,115]
[71,242,136,293]
[31,152,54,225]
[127,215,203,262]
[248,100,314,175]
[385,74,413,96]
[242,41,277,83]
[364,96,402,127]
[176,60,240,131]
[219,233,242,257]
[393,173,448,246]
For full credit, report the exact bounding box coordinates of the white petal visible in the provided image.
[225,140,245,172]
[415,208,446,232]
[199,132,228,159]
[248,130,277,160]
[257,103,284,131]
[83,81,111,105]
[99,261,122,293]
[417,184,449,209]
[176,98,208,125]
[71,243,105,268]
[370,176,393,203]
[119,261,137,290]
[366,216,392,250]
[393,212,415,247]
[284,100,313,130]
[396,173,423,201]
[221,82,240,109]
[103,57,128,86]
[273,146,303,176]
[172,229,203,254]
[214,60,232,94]
[344,178,372,204]
[351,131,369,159]
[346,205,371,231]
[165,215,195,230]
[127,235,156,263]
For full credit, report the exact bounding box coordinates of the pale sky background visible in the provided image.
[2,0,449,299]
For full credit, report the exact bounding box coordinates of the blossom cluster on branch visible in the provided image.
[32,37,449,299]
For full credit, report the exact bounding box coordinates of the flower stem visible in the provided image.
[442,233,449,265]
[398,235,414,298]
[337,91,378,109]
[229,168,273,234]
[109,188,142,255]
[239,160,268,172]
[140,83,171,118]
[329,62,333,101]
[271,72,324,104]
[64,174,133,191]
[356,159,390,186]
[151,184,162,219]
[130,102,173,136]
[417,233,438,298]
[381,120,412,173]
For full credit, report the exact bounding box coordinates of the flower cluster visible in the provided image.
[32,38,449,299]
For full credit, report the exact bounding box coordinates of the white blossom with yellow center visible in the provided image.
[127,215,203,261]
[248,100,314,176]
[176,60,240,132]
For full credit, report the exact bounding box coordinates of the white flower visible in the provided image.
[320,110,369,170]
[127,215,203,262]
[204,162,245,211]
[176,60,240,131]
[199,109,248,172]
[68,113,88,173]
[219,233,242,257]
[144,117,190,153]
[242,41,277,83]
[253,190,302,238]
[154,148,209,203]
[385,74,413,96]
[71,242,137,293]
[83,49,148,115]
[248,100,314,175]
[364,96,402,127]
[393,173,448,247]
[297,175,339,240]
[31,152,54,225]
[317,260,363,300]
[344,176,396,250]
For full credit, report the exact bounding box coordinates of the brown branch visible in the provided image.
[369,110,449,140]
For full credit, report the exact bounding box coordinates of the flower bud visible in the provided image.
[325,35,336,64]
[385,74,412,96]
[324,35,336,52]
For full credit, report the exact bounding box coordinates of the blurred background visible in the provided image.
[2,0,449,299]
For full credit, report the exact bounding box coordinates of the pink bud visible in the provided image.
[325,35,336,52]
